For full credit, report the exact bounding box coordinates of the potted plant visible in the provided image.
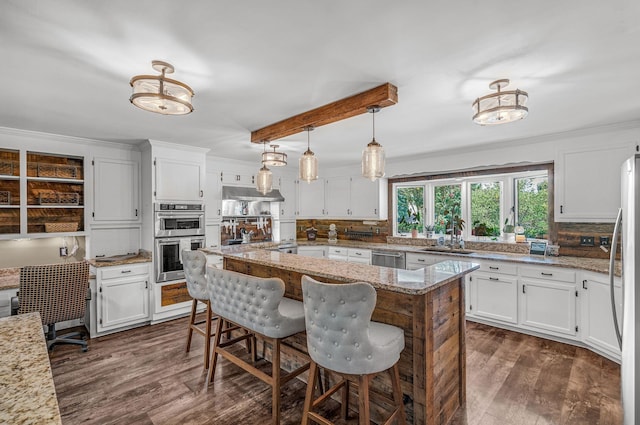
[424,224,435,238]
[399,205,421,237]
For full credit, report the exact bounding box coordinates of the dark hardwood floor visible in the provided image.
[49,319,622,425]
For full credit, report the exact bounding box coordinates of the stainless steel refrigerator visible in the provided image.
[612,154,640,425]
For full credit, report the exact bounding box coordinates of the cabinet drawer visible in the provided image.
[348,249,371,259]
[477,261,518,276]
[328,247,348,256]
[520,266,575,283]
[100,263,149,280]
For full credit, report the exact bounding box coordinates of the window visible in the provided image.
[392,167,550,242]
[396,186,424,235]
[469,182,501,237]
[515,175,549,239]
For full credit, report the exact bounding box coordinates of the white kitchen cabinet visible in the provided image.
[154,157,204,202]
[0,288,18,318]
[347,248,371,265]
[277,177,297,220]
[581,271,622,358]
[298,246,326,258]
[205,170,222,222]
[92,157,140,222]
[327,246,348,261]
[555,142,632,222]
[520,277,577,337]
[405,252,442,270]
[221,171,255,186]
[91,263,150,336]
[297,178,326,218]
[472,273,519,324]
[205,223,221,249]
[349,177,388,219]
[325,177,350,217]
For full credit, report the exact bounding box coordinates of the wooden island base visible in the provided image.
[225,258,467,425]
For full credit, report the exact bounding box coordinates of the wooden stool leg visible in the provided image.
[271,338,281,425]
[301,360,318,425]
[207,317,225,386]
[358,374,371,425]
[185,299,197,353]
[390,363,406,424]
[203,301,213,369]
[342,379,350,420]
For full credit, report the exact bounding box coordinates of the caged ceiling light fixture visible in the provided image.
[130,60,194,115]
[262,144,287,167]
[472,79,528,125]
[256,142,273,195]
[362,105,385,181]
[299,126,318,183]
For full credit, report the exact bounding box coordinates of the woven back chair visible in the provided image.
[17,261,90,352]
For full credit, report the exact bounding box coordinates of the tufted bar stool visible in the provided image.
[206,267,310,425]
[182,250,218,370]
[301,275,406,425]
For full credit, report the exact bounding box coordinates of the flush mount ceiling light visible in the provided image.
[362,105,385,181]
[256,142,273,195]
[130,60,194,115]
[299,126,318,183]
[472,79,528,125]
[262,144,287,167]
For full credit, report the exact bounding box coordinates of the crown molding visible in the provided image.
[146,139,210,154]
[0,126,142,151]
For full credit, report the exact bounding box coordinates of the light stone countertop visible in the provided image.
[0,312,62,425]
[0,267,20,290]
[224,249,479,295]
[88,250,152,268]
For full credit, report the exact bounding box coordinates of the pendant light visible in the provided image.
[130,60,194,115]
[256,142,273,194]
[362,105,385,181]
[262,144,287,167]
[472,79,528,125]
[299,126,318,183]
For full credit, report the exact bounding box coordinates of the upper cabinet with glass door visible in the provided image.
[0,149,20,235]
[26,152,84,234]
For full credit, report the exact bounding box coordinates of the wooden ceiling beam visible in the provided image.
[250,82,398,143]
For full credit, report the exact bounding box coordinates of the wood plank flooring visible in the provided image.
[49,319,622,425]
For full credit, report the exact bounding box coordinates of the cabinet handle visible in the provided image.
[374,208,377,215]
[489,277,499,281]
[281,209,284,215]
[560,205,564,214]
[489,266,499,270]
[121,270,132,274]
[322,209,325,215]
[217,209,221,215]
[145,281,148,289]
[541,272,553,276]
[200,190,203,197]
[582,279,587,289]
[355,252,362,256]
[417,259,425,262]
[135,209,138,217]
[522,285,526,294]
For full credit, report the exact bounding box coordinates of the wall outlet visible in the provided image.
[59,246,68,257]
[580,236,595,246]
[599,236,610,246]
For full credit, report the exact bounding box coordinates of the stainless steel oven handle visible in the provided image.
[156,211,204,217]
[372,252,404,257]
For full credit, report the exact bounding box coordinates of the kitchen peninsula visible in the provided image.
[222,249,479,425]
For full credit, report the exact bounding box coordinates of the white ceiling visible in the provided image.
[2,1,639,167]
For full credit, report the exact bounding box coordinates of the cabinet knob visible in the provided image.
[200,190,204,197]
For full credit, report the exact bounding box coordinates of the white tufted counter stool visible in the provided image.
[206,267,310,425]
[301,275,406,425]
[182,250,218,370]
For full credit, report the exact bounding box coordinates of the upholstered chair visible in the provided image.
[206,267,309,425]
[301,275,406,425]
[182,250,217,369]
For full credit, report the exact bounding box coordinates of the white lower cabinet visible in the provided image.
[520,278,577,337]
[297,246,326,258]
[90,263,150,337]
[581,271,622,358]
[205,223,221,249]
[405,252,441,270]
[327,246,348,261]
[472,273,518,324]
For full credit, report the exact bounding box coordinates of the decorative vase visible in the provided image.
[504,232,516,243]
[411,228,418,238]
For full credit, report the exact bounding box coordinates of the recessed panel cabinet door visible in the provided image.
[582,273,622,357]
[93,158,139,221]
[474,274,518,324]
[155,158,203,201]
[297,178,326,218]
[99,274,149,331]
[520,279,577,336]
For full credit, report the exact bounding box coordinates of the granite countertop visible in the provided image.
[88,250,152,268]
[0,267,20,290]
[225,250,479,295]
[0,312,62,425]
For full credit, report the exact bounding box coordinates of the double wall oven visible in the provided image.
[154,203,205,283]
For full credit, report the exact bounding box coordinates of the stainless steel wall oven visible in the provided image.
[155,236,205,283]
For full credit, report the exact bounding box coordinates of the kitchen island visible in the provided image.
[223,249,479,425]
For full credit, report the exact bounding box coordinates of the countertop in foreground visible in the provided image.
[0,312,62,425]
[224,250,479,295]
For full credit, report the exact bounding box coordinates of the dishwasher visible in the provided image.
[371,250,406,269]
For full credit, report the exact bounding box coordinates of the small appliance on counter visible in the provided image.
[328,224,338,243]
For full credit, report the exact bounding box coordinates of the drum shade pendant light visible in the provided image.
[299,126,318,183]
[362,106,385,181]
[256,142,273,194]
[262,145,287,166]
[472,79,528,125]
[130,60,194,115]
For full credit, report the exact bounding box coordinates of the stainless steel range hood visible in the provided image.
[222,186,285,202]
